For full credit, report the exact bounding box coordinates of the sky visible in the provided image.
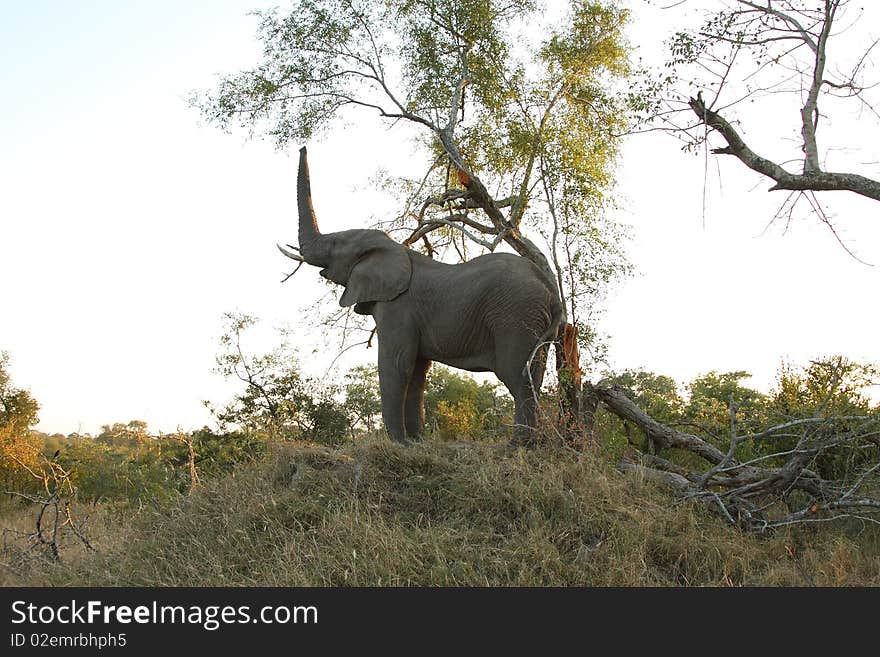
[1,0,878,435]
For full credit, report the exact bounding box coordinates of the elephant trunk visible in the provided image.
[297,147,329,266]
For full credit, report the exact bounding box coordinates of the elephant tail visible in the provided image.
[544,296,565,347]
[523,296,565,380]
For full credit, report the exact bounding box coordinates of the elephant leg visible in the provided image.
[404,359,431,441]
[496,382,536,447]
[510,377,539,447]
[495,345,541,447]
[377,338,417,444]
[516,343,550,445]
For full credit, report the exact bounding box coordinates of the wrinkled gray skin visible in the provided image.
[293,147,563,446]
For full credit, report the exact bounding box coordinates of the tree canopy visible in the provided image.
[194,0,635,333]
[0,352,41,490]
[0,351,39,436]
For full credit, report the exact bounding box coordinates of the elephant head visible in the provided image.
[290,147,412,310]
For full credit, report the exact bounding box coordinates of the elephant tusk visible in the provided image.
[277,243,305,262]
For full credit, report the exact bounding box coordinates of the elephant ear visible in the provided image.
[339,245,412,308]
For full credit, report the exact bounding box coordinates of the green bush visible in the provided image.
[424,366,512,440]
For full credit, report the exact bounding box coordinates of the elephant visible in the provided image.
[283,147,563,446]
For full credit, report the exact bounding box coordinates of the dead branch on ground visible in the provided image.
[593,367,880,532]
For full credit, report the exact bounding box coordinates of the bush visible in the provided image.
[425,366,512,440]
[33,426,268,505]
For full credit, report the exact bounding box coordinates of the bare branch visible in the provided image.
[688,93,880,201]
[407,216,508,251]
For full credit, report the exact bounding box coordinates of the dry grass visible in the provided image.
[3,438,878,586]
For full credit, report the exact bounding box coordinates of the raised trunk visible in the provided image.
[297,147,329,265]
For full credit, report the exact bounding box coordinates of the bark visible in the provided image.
[594,384,727,465]
[618,458,690,491]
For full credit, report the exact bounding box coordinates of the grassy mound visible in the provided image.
[5,439,879,586]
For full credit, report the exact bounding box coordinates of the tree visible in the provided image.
[194,0,637,431]
[655,1,880,221]
[0,351,39,435]
[95,420,152,452]
[166,428,267,485]
[771,356,878,418]
[594,369,770,459]
[206,312,313,436]
[206,312,353,444]
[593,369,684,453]
[767,356,879,480]
[684,371,769,442]
[343,365,382,435]
[0,352,41,491]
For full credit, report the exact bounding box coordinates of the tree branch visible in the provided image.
[688,92,880,201]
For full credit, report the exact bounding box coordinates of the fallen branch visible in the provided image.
[594,377,880,532]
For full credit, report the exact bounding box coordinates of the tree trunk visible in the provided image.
[554,323,583,441]
[580,381,599,443]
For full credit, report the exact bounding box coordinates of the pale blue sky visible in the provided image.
[1,1,878,434]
